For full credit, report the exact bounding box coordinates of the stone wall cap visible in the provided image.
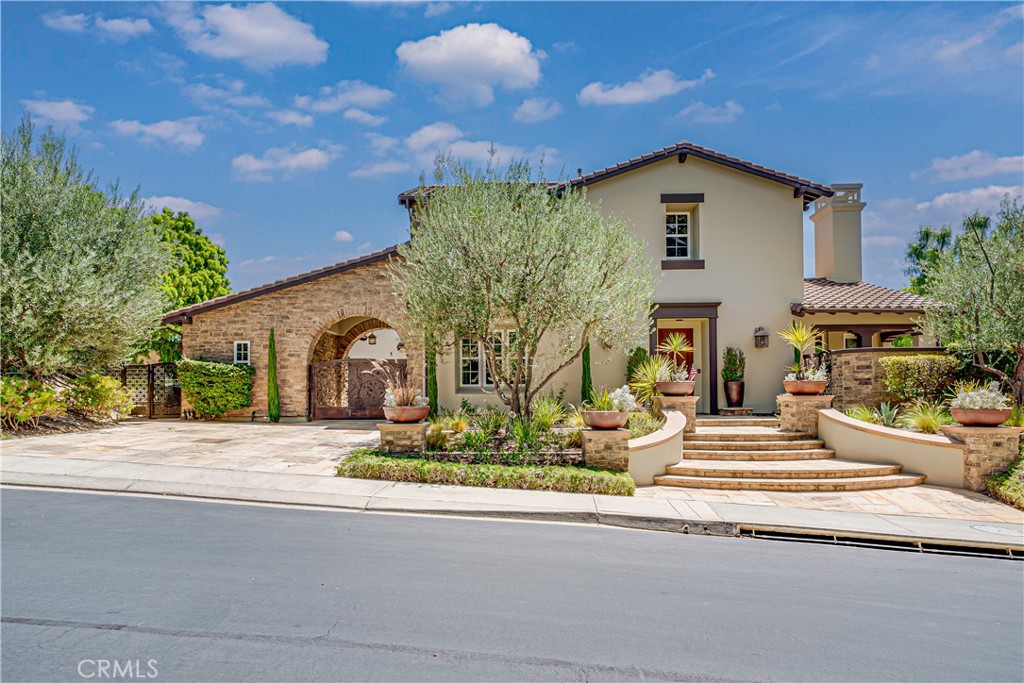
[377,422,429,432]
[778,394,835,401]
[820,408,962,449]
[941,425,1024,438]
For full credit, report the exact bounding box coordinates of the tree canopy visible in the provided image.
[904,225,954,296]
[1,117,168,378]
[920,197,1024,405]
[392,157,657,416]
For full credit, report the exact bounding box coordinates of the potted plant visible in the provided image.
[722,346,745,408]
[655,333,697,396]
[365,361,429,423]
[949,382,1012,427]
[582,386,637,429]
[778,321,827,395]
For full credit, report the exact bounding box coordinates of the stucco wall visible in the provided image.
[182,260,422,419]
[628,410,686,485]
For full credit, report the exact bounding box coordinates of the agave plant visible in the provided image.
[875,401,900,427]
[898,399,952,434]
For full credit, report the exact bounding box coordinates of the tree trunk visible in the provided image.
[1014,353,1024,408]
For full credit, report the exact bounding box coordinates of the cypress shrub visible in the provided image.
[426,349,439,417]
[581,342,594,405]
[267,328,280,423]
[177,358,255,418]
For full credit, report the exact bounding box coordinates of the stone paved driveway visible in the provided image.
[1,419,380,477]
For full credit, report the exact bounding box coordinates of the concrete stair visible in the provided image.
[655,423,926,492]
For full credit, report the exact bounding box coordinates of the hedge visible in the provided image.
[987,452,1024,511]
[0,377,64,429]
[177,358,255,418]
[880,354,960,403]
[337,448,636,496]
[69,374,133,418]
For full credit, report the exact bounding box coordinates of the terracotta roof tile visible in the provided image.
[795,278,931,315]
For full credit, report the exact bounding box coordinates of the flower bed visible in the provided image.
[337,448,636,496]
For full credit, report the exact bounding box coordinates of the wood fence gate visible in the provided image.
[309,359,405,419]
[121,363,181,418]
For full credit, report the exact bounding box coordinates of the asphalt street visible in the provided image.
[2,488,1022,682]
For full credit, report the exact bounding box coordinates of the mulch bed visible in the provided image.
[2,415,128,439]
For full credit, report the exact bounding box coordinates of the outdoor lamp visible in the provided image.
[367,332,377,345]
[754,326,769,348]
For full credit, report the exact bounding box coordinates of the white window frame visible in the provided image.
[665,211,692,259]
[233,341,251,364]
[459,331,517,389]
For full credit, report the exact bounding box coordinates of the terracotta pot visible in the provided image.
[383,406,429,423]
[582,410,628,429]
[950,408,1013,427]
[656,380,696,397]
[783,380,827,396]
[725,380,745,408]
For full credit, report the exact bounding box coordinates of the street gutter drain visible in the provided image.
[741,528,1022,560]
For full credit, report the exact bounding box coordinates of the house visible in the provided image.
[163,140,928,419]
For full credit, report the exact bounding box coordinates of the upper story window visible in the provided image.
[233,341,251,364]
[459,331,517,388]
[665,212,691,259]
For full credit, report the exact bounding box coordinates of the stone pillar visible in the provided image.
[778,394,834,436]
[657,395,700,433]
[582,429,630,472]
[377,422,428,454]
[940,426,1024,492]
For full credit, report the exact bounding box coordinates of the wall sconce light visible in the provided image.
[396,340,405,351]
[367,332,377,346]
[753,326,769,348]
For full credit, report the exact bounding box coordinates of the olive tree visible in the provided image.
[392,157,657,416]
[920,198,1024,405]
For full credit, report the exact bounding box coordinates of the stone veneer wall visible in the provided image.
[828,347,945,412]
[181,260,422,419]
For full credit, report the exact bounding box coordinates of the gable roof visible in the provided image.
[793,278,931,316]
[399,140,833,206]
[162,244,400,324]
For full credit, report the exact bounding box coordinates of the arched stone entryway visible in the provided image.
[308,315,409,419]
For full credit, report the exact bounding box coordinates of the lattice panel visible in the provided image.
[124,366,149,406]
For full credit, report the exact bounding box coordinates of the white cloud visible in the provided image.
[231,144,344,182]
[144,196,222,222]
[402,121,556,169]
[95,16,154,40]
[405,122,463,152]
[915,185,1023,212]
[267,110,314,127]
[343,109,387,126]
[579,68,713,106]
[912,150,1024,182]
[514,97,562,123]
[397,23,543,106]
[162,2,328,70]
[110,117,205,150]
[184,80,270,108]
[333,230,355,243]
[349,160,412,178]
[933,4,1023,64]
[21,99,95,133]
[366,132,399,156]
[42,12,88,33]
[294,80,394,113]
[424,2,453,18]
[678,100,745,124]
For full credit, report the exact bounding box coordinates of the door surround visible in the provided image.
[650,302,722,414]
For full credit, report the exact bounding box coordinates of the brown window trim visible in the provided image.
[660,193,705,203]
[661,259,706,270]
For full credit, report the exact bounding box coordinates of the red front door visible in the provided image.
[656,328,695,372]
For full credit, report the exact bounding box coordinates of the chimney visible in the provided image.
[811,183,865,283]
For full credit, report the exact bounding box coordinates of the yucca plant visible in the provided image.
[657,332,695,380]
[778,321,822,380]
[629,355,672,404]
[898,399,953,434]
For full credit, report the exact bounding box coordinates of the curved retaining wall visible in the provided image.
[628,410,686,486]
[818,408,965,488]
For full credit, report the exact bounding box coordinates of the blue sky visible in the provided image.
[3,1,1022,292]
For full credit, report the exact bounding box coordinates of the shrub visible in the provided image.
[508,416,541,451]
[987,455,1024,511]
[176,358,255,418]
[846,404,880,424]
[68,374,133,418]
[338,449,636,496]
[473,407,509,435]
[1006,406,1024,428]
[626,347,649,385]
[898,400,952,434]
[627,412,665,439]
[581,341,594,405]
[425,423,448,450]
[629,356,671,405]
[564,428,583,449]
[441,409,471,433]
[722,347,745,382]
[532,395,566,430]
[267,328,280,423]
[455,429,493,452]
[0,377,65,429]
[565,406,586,428]
[880,354,960,402]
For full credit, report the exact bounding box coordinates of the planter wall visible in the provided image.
[627,410,687,486]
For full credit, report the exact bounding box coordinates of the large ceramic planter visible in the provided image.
[783,380,827,396]
[725,380,745,408]
[383,406,429,423]
[950,408,1012,427]
[656,380,696,397]
[582,410,628,430]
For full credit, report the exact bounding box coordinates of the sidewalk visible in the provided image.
[3,451,1022,555]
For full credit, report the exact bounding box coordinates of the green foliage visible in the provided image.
[629,355,671,405]
[904,224,954,296]
[921,198,1024,406]
[1,117,168,378]
[778,321,823,379]
[987,455,1024,511]
[722,346,745,382]
[439,409,471,433]
[473,406,510,435]
[425,423,448,450]
[580,341,594,406]
[531,395,567,430]
[880,354,961,402]
[564,428,583,449]
[0,377,65,429]
[267,328,280,423]
[898,400,952,434]
[68,374,133,418]
[176,358,255,418]
[891,335,914,348]
[626,347,649,385]
[338,448,636,496]
[508,416,542,451]
[455,429,493,452]
[845,404,880,424]
[1006,405,1024,428]
[425,349,439,417]
[587,388,615,411]
[627,412,665,439]
[876,402,900,427]
[566,405,586,428]
[392,156,657,416]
